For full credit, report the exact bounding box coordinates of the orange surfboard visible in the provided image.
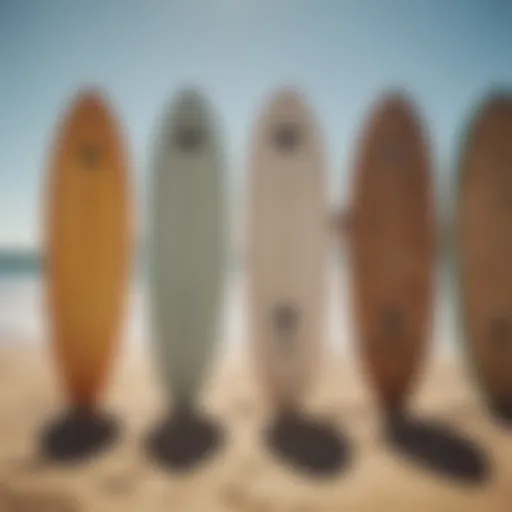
[456,91,512,422]
[348,91,435,416]
[42,88,132,459]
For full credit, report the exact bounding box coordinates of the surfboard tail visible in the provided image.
[54,346,114,409]
[150,284,222,408]
[266,302,307,409]
[364,340,427,414]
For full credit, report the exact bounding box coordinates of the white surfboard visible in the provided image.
[148,89,226,408]
[247,88,327,412]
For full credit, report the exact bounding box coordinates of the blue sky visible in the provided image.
[0,0,511,248]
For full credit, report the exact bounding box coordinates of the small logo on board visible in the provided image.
[272,123,301,152]
[174,126,204,152]
[80,144,101,169]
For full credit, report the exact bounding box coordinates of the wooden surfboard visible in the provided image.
[456,90,512,421]
[349,91,435,415]
[45,88,132,411]
[148,89,226,409]
[247,88,327,412]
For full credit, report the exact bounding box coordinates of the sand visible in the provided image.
[0,344,511,512]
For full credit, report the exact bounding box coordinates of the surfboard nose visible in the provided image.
[268,87,304,107]
[171,88,211,123]
[62,88,114,129]
[174,87,205,106]
[159,88,219,154]
[365,90,425,147]
[373,90,418,119]
[262,87,312,124]
[70,88,109,112]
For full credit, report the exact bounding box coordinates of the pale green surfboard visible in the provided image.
[148,89,226,418]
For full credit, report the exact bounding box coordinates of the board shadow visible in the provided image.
[488,399,512,427]
[264,410,352,478]
[145,405,225,473]
[385,412,491,484]
[40,407,120,464]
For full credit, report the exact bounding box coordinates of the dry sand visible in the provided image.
[0,344,511,511]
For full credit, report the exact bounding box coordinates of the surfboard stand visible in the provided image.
[145,402,223,472]
[264,407,350,477]
[40,405,119,463]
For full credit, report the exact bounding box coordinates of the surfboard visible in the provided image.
[349,91,435,415]
[146,88,226,468]
[456,90,512,422]
[43,88,132,459]
[247,88,327,413]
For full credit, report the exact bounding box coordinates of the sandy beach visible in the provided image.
[0,342,511,512]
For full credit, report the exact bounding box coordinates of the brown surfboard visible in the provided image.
[456,90,512,422]
[348,91,435,415]
[42,88,132,460]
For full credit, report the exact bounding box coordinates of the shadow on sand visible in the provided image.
[488,399,512,427]
[40,407,120,463]
[264,410,352,478]
[145,405,225,473]
[385,412,491,484]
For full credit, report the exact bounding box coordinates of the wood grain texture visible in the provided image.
[247,88,327,410]
[148,89,226,404]
[349,91,435,413]
[44,89,133,408]
[456,91,512,408]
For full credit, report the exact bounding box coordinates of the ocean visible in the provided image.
[0,249,458,355]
